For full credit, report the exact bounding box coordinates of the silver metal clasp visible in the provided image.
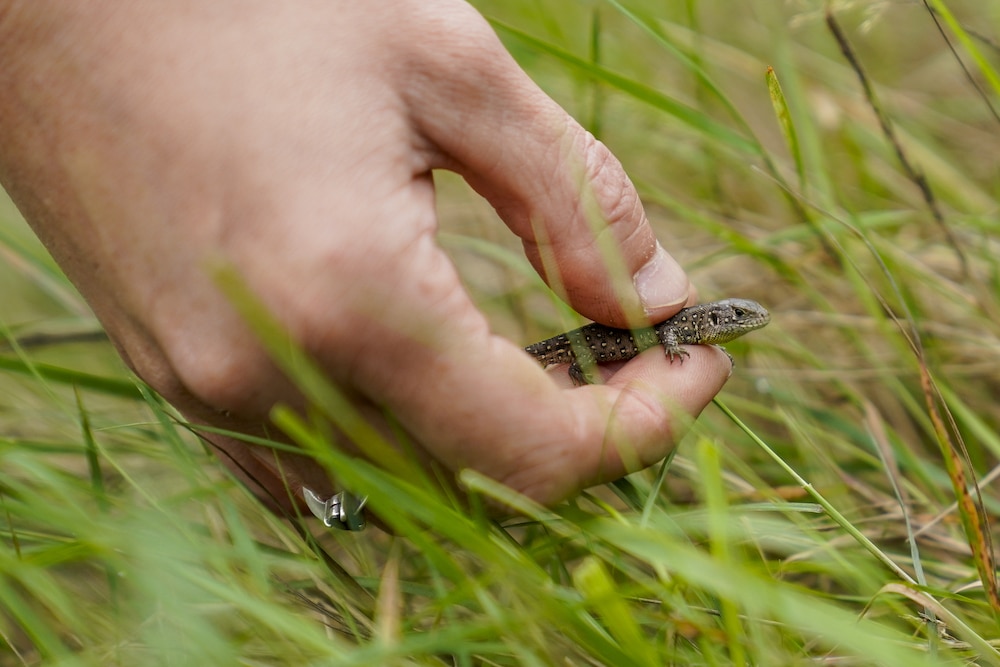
[303,487,368,531]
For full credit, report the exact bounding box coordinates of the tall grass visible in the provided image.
[2,1,1000,664]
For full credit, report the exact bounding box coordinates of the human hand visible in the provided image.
[0,0,735,516]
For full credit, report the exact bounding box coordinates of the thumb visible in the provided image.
[401,5,690,326]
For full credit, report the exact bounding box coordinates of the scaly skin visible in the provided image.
[525,298,770,384]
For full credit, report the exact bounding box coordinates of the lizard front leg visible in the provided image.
[659,328,690,363]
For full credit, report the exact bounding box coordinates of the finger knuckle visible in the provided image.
[577,132,643,233]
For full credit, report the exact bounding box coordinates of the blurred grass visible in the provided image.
[3,0,1000,664]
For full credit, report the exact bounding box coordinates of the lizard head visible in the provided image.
[702,298,771,343]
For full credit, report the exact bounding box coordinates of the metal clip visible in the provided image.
[303,487,368,531]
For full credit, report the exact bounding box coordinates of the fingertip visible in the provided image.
[614,344,734,404]
[549,345,733,489]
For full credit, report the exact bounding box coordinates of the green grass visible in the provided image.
[3,1,1000,664]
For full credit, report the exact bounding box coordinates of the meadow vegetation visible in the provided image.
[2,1,999,664]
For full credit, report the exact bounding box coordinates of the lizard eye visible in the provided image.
[733,307,746,318]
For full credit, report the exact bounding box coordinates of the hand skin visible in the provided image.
[0,0,733,518]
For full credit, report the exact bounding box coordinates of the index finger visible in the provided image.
[398,3,691,327]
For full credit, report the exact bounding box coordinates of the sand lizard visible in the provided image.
[524,298,770,385]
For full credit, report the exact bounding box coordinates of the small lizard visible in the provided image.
[524,298,770,385]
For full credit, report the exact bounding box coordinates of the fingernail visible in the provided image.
[633,243,689,315]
